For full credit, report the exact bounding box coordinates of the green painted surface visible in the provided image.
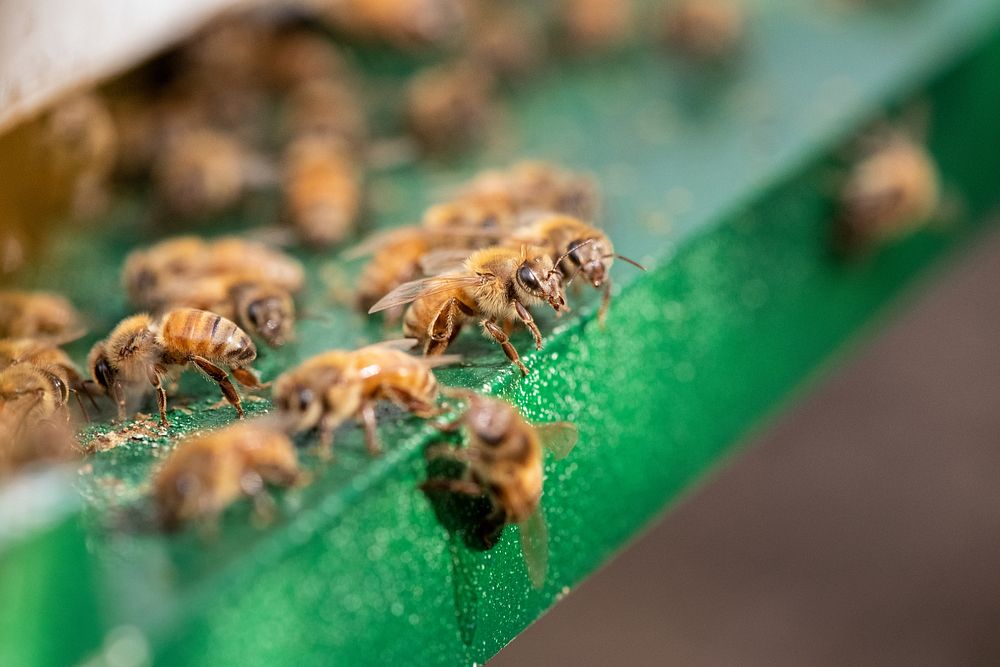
[3,1,1000,664]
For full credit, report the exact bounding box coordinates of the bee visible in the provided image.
[283,135,362,248]
[510,214,645,324]
[0,412,77,480]
[264,28,350,91]
[147,276,297,348]
[316,0,467,50]
[405,61,496,155]
[272,342,452,455]
[369,245,569,375]
[353,227,433,317]
[557,0,635,55]
[122,236,305,345]
[154,128,247,218]
[661,0,747,62]
[835,132,940,252]
[88,308,263,426]
[422,393,578,588]
[0,290,82,339]
[353,161,599,320]
[153,422,305,531]
[460,160,601,222]
[282,78,368,152]
[465,4,546,81]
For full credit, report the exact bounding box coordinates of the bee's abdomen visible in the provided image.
[160,308,256,364]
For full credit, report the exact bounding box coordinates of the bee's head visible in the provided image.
[244,293,294,347]
[564,236,611,288]
[87,341,115,393]
[466,395,515,449]
[515,255,566,312]
[273,375,323,432]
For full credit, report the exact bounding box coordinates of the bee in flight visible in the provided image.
[368,245,571,375]
[154,421,306,531]
[422,392,578,588]
[272,342,455,456]
[88,308,264,426]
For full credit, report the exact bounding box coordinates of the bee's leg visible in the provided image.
[112,381,127,422]
[481,319,528,375]
[598,279,612,328]
[359,401,382,455]
[316,415,339,460]
[231,366,267,390]
[514,302,543,350]
[191,356,245,419]
[426,299,462,356]
[146,370,169,426]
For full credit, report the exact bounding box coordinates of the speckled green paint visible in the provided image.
[4,1,1000,664]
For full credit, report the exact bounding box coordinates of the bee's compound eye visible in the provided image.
[94,357,114,389]
[517,265,541,291]
[566,239,588,265]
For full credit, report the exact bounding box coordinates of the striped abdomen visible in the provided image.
[159,308,256,366]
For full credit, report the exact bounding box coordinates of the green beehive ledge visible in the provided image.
[4,1,1000,664]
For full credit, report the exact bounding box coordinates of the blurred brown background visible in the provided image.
[495,225,1000,666]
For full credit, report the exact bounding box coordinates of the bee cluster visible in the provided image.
[0,0,942,589]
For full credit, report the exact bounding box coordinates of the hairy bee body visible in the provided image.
[0,290,82,339]
[283,136,361,247]
[154,422,303,530]
[91,309,261,425]
[123,236,304,346]
[356,228,432,314]
[273,344,444,454]
[158,308,256,367]
[375,245,565,374]
[837,134,940,251]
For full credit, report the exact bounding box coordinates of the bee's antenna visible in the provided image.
[548,238,596,283]
[602,253,646,271]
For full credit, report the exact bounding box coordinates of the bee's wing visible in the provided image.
[421,354,462,368]
[518,504,549,590]
[418,249,474,276]
[367,274,484,314]
[369,338,420,351]
[535,422,578,461]
[341,227,420,260]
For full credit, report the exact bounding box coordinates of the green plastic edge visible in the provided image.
[2,1,1000,664]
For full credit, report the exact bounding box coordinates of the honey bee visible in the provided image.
[0,413,77,480]
[88,308,263,426]
[510,214,645,324]
[0,338,87,454]
[147,276,297,348]
[661,0,747,62]
[369,245,569,374]
[282,78,369,152]
[316,0,467,50]
[283,135,362,247]
[154,127,247,218]
[272,342,452,455]
[405,61,496,155]
[353,161,599,320]
[0,290,82,339]
[122,236,305,345]
[465,4,546,81]
[835,132,940,252]
[422,392,578,588]
[154,421,305,531]
[459,160,601,222]
[264,28,350,91]
[557,0,635,55]
[353,227,433,317]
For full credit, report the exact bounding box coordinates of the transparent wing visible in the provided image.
[519,504,549,590]
[341,227,421,260]
[417,248,474,276]
[367,274,483,314]
[535,422,578,461]
[367,338,420,351]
